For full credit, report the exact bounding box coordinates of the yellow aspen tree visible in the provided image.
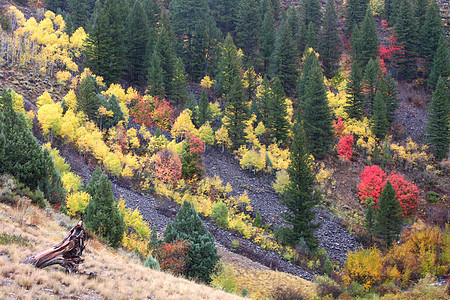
[171,109,197,141]
[198,122,215,147]
[215,125,232,152]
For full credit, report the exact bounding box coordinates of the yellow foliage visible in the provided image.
[37,102,63,135]
[43,143,70,174]
[104,152,122,176]
[344,247,383,289]
[127,128,140,149]
[118,199,150,239]
[63,90,77,111]
[103,83,127,104]
[344,117,376,155]
[171,109,197,139]
[60,109,80,142]
[198,122,215,145]
[56,71,71,85]
[209,102,222,119]
[327,90,348,119]
[37,91,54,108]
[215,125,232,151]
[61,172,83,193]
[273,169,290,195]
[66,191,90,216]
[166,140,183,155]
[9,90,26,116]
[254,121,266,136]
[200,75,215,89]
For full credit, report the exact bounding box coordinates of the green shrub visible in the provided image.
[323,256,334,276]
[210,263,238,293]
[0,232,30,246]
[314,275,341,299]
[211,201,229,228]
[144,254,160,270]
[231,239,240,252]
[426,191,440,203]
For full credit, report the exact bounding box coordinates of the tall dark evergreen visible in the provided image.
[126,0,150,85]
[224,77,250,148]
[285,6,303,53]
[235,0,260,62]
[84,0,127,84]
[362,58,381,112]
[301,0,322,32]
[414,0,428,29]
[269,77,290,146]
[429,35,449,88]
[345,0,369,34]
[319,0,341,78]
[209,0,239,35]
[281,120,319,250]
[164,200,220,283]
[371,89,388,140]
[354,7,379,68]
[171,58,188,104]
[256,76,273,122]
[67,0,91,29]
[345,62,364,120]
[40,149,66,206]
[259,1,276,73]
[374,180,402,247]
[197,90,210,126]
[301,50,334,159]
[426,76,449,161]
[378,72,398,126]
[270,18,299,95]
[147,50,165,97]
[418,0,443,61]
[305,22,318,51]
[217,34,242,97]
[76,75,101,122]
[394,0,419,80]
[0,89,46,191]
[85,167,125,248]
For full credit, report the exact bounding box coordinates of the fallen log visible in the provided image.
[22,221,86,273]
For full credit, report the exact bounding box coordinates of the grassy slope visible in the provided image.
[0,202,243,300]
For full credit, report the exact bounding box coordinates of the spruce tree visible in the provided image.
[85,167,125,248]
[235,0,260,62]
[394,0,419,80]
[217,34,242,97]
[301,0,322,32]
[269,77,290,146]
[345,62,364,120]
[319,0,341,79]
[67,0,91,29]
[171,58,188,104]
[224,77,250,148]
[0,89,46,191]
[426,76,449,160]
[259,2,276,73]
[362,58,381,112]
[345,0,369,35]
[355,7,379,68]
[281,120,319,250]
[197,90,210,127]
[209,0,239,35]
[414,0,427,29]
[419,0,444,61]
[378,72,398,126]
[374,180,402,247]
[39,149,66,206]
[76,75,101,123]
[164,200,220,283]
[301,50,334,159]
[285,6,303,53]
[305,22,318,51]
[371,89,388,140]
[429,35,449,88]
[147,50,165,97]
[126,0,150,85]
[256,76,273,123]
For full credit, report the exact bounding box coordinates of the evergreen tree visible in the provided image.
[319,0,341,79]
[414,0,428,29]
[171,58,188,104]
[281,120,319,250]
[362,58,381,112]
[285,6,303,53]
[224,77,250,148]
[142,0,159,55]
[429,35,449,88]
[244,66,257,103]
[39,149,66,207]
[147,50,165,97]
[76,75,101,122]
[269,77,290,146]
[87,0,102,34]
[394,0,419,80]
[378,72,398,126]
[301,50,334,159]
[426,76,449,160]
[67,0,91,29]
[126,0,150,85]
[345,0,369,34]
[345,62,364,120]
[84,0,127,84]
[164,200,220,283]
[85,167,125,248]
[301,0,322,32]
[102,94,124,130]
[235,0,260,62]
[374,180,402,247]
[305,22,318,51]
[383,0,397,24]
[197,90,210,126]
[365,204,375,235]
[256,76,273,122]
[270,18,299,95]
[419,0,443,61]
[371,89,388,140]
[209,0,239,35]
[355,7,379,68]
[0,89,46,191]
[217,33,242,97]
[259,1,276,73]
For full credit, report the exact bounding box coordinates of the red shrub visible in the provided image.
[337,134,354,160]
[155,239,190,275]
[333,117,346,139]
[388,173,419,217]
[131,94,154,127]
[131,94,174,130]
[152,97,174,131]
[154,149,182,184]
[181,133,205,179]
[381,19,388,28]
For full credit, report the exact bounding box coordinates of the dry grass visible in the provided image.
[0,203,243,300]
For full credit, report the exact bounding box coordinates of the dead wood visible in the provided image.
[22,220,86,273]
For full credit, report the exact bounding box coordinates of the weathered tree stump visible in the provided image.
[22,221,86,273]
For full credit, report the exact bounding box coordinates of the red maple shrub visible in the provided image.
[155,239,190,276]
[153,149,182,184]
[337,134,354,160]
[358,165,419,216]
[131,94,154,127]
[333,117,346,139]
[152,97,174,131]
[181,132,205,179]
[131,94,174,130]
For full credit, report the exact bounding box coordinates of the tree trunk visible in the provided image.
[22,221,86,273]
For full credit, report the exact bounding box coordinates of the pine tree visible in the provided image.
[301,50,334,159]
[259,2,276,73]
[355,7,379,68]
[426,76,449,160]
[285,6,303,53]
[76,75,101,122]
[197,90,210,126]
[126,0,150,85]
[281,120,319,250]
[224,77,250,148]
[429,35,449,88]
[256,76,273,123]
[271,18,299,95]
[374,180,402,247]
[244,66,257,103]
[85,167,125,248]
[217,33,242,97]
[301,0,322,32]
[0,89,46,191]
[365,204,375,235]
[147,50,165,97]
[394,0,419,80]
[305,22,318,51]
[142,0,159,55]
[319,0,341,79]
[102,94,124,130]
[39,149,66,207]
[209,0,239,35]
[269,77,290,146]
[371,89,388,140]
[414,0,428,29]
[345,62,364,120]
[83,0,127,84]
[378,72,398,126]
[164,200,220,283]
[419,0,444,61]
[171,58,188,104]
[235,0,260,62]
[67,0,91,29]
[362,58,381,112]
[345,0,369,35]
